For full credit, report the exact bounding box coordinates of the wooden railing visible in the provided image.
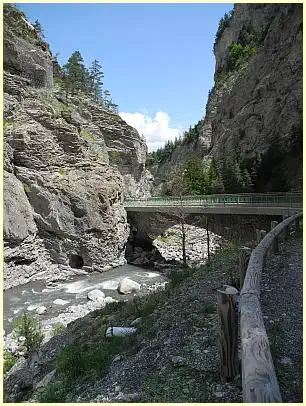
[239,212,302,402]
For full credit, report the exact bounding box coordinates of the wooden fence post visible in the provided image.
[295,217,300,232]
[283,215,290,237]
[217,285,239,378]
[271,221,279,254]
[255,228,261,244]
[260,229,267,240]
[239,247,252,289]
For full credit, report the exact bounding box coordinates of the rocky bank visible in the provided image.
[3,7,153,290]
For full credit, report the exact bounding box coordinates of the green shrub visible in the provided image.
[56,334,138,382]
[226,43,256,71]
[23,184,30,193]
[37,382,70,403]
[80,129,95,142]
[3,119,13,129]
[61,106,73,122]
[110,150,121,158]
[52,323,65,336]
[214,10,234,50]
[3,350,17,374]
[13,312,44,355]
[58,168,65,176]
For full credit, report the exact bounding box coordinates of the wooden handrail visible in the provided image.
[240,212,302,402]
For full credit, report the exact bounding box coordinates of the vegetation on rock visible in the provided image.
[214,9,234,51]
[147,120,204,164]
[13,312,44,355]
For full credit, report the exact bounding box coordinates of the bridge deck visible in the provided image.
[124,193,302,216]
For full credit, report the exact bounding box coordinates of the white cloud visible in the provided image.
[119,110,183,152]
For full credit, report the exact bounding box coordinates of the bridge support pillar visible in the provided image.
[217,285,239,379]
[271,221,279,254]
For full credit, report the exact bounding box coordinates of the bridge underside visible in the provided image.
[125,205,301,216]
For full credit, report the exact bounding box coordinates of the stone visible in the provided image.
[53,299,70,306]
[130,317,142,326]
[87,289,105,302]
[171,356,186,367]
[104,296,116,304]
[36,306,47,315]
[117,278,141,294]
[34,369,56,391]
[280,357,293,365]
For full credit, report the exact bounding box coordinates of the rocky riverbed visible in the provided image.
[4,264,168,355]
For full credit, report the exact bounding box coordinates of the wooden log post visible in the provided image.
[239,247,252,290]
[271,221,279,254]
[255,228,261,244]
[217,285,239,378]
[260,229,267,240]
[295,217,300,232]
[282,215,290,237]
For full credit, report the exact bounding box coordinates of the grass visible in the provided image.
[38,334,139,402]
[3,350,17,375]
[23,183,30,193]
[58,167,65,176]
[52,323,65,336]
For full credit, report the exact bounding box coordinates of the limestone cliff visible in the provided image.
[3,7,152,289]
[150,3,302,193]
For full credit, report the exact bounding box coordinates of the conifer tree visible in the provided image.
[33,19,44,38]
[88,59,104,101]
[63,51,88,95]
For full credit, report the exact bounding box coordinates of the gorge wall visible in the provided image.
[150,3,302,194]
[3,7,153,290]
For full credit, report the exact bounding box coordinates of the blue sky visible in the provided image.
[19,3,233,151]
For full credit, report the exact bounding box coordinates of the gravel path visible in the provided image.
[261,229,302,402]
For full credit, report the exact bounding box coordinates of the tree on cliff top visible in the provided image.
[88,59,104,102]
[63,51,88,95]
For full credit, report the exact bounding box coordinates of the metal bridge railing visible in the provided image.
[124,192,303,208]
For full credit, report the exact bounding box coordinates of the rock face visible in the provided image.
[3,8,153,289]
[150,4,302,193]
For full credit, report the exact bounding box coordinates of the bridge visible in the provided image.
[124,192,302,216]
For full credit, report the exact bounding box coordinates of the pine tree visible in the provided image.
[88,59,104,101]
[242,168,253,191]
[63,51,88,95]
[33,19,44,38]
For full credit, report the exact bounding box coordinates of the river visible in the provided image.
[4,264,166,334]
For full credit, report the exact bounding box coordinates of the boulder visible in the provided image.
[53,299,70,306]
[87,289,105,302]
[36,306,47,315]
[104,296,116,304]
[117,278,141,294]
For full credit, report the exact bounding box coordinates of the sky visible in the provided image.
[19,3,233,151]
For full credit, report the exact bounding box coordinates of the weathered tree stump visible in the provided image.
[271,221,279,254]
[239,247,252,289]
[217,285,239,378]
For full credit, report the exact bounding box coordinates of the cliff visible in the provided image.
[150,3,302,194]
[3,7,152,289]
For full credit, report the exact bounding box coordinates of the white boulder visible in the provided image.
[117,278,141,294]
